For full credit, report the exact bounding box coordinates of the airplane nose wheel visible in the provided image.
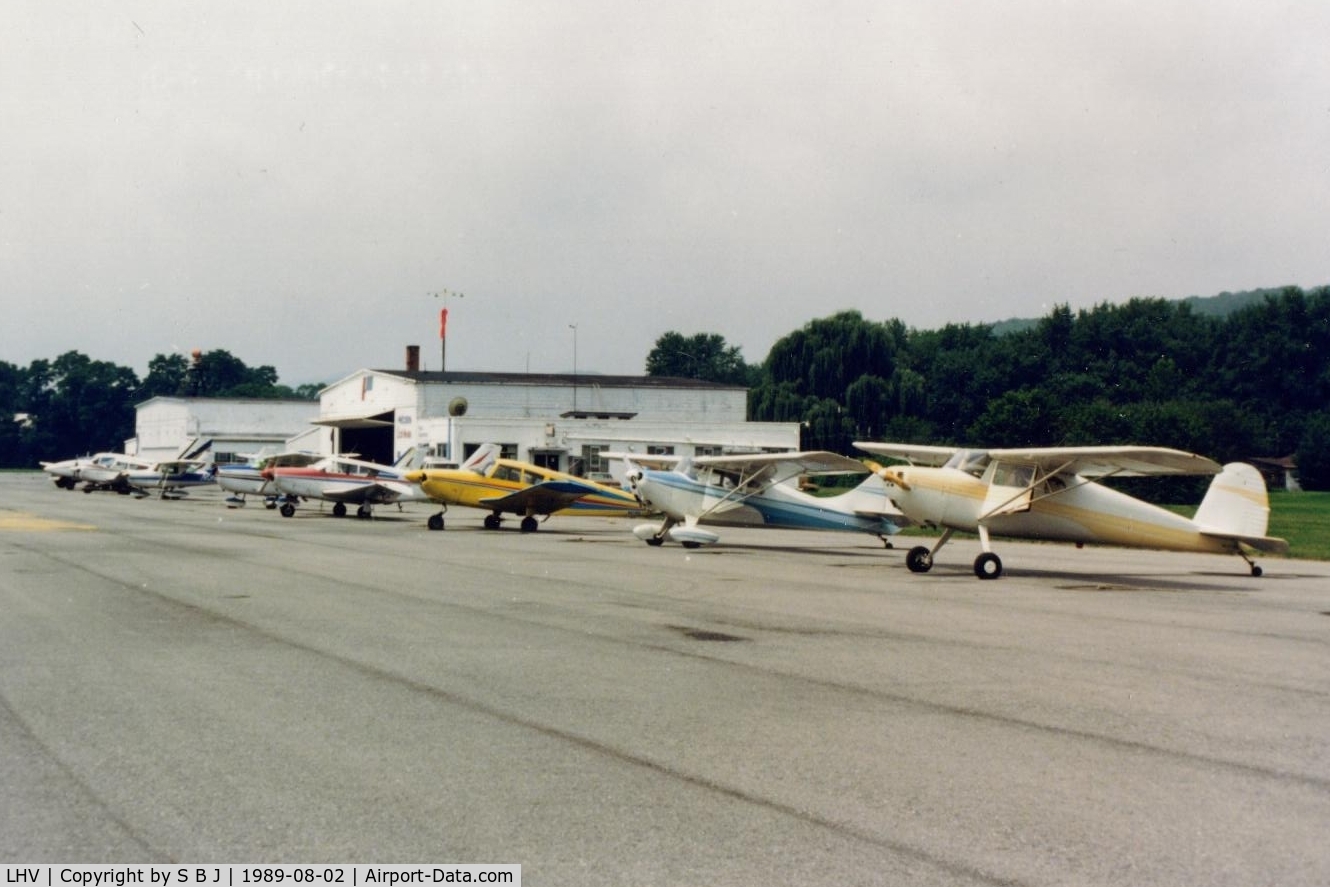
[973,552,1002,579]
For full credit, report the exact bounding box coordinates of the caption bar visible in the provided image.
[3,868,519,887]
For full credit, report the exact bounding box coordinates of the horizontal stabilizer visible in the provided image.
[1199,531,1290,555]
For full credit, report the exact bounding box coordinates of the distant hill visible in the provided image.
[988,286,1303,337]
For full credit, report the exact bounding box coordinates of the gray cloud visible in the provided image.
[3,1,1328,384]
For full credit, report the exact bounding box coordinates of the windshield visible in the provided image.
[943,449,989,476]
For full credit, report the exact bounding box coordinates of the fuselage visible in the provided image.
[78,454,155,485]
[881,465,1236,555]
[267,457,429,504]
[410,459,641,516]
[127,463,217,493]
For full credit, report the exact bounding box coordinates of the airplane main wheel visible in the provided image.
[356,505,371,519]
[1251,564,1263,577]
[427,513,444,531]
[974,552,1002,580]
[906,546,934,573]
[484,514,502,530]
[280,503,296,518]
[332,502,347,518]
[645,537,665,547]
[520,516,538,533]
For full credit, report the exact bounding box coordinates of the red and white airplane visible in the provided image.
[264,453,432,519]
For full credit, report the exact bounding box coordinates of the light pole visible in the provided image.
[569,323,578,411]
[429,289,465,371]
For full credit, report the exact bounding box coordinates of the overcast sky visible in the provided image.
[4,2,1328,385]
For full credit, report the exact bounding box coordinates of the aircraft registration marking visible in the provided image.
[0,512,96,531]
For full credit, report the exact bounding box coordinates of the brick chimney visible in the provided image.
[405,344,421,372]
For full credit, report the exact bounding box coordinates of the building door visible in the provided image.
[532,451,562,472]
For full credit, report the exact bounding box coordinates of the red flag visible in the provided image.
[439,307,448,340]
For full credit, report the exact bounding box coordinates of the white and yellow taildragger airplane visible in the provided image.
[854,442,1288,579]
[404,443,645,533]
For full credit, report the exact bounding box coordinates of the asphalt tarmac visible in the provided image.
[3,472,1329,885]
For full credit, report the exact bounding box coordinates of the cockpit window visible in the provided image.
[944,449,989,476]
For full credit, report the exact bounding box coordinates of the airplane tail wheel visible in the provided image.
[974,552,1002,580]
[280,503,296,518]
[427,513,444,531]
[906,546,934,573]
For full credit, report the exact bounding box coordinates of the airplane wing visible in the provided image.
[987,446,1222,477]
[854,442,958,466]
[321,483,403,505]
[478,479,610,515]
[692,450,869,476]
[856,442,1222,477]
[600,452,679,471]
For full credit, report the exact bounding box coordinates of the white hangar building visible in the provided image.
[309,361,800,475]
[130,396,322,464]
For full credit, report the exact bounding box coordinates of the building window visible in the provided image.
[648,445,675,456]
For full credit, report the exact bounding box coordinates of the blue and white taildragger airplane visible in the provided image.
[607,451,904,548]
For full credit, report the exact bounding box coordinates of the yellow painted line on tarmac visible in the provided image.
[0,512,97,531]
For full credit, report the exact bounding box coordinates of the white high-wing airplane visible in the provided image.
[610,451,903,548]
[265,453,432,519]
[126,459,217,498]
[855,441,1289,579]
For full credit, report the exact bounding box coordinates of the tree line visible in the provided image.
[0,350,320,469]
[6,287,1329,490]
[648,286,1330,491]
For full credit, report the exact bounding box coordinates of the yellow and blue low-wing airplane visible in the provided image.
[404,443,646,533]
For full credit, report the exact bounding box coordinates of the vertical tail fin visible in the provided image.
[1194,463,1271,538]
[462,442,501,474]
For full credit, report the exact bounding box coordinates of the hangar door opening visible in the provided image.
[316,411,395,466]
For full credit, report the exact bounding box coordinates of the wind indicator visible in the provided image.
[429,289,465,371]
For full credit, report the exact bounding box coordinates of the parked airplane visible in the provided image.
[855,442,1288,579]
[40,453,113,489]
[126,460,217,498]
[404,443,645,532]
[76,453,157,494]
[611,451,903,548]
[217,452,325,508]
[265,453,432,518]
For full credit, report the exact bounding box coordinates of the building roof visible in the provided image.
[369,369,746,391]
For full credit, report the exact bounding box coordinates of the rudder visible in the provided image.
[1194,462,1271,538]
